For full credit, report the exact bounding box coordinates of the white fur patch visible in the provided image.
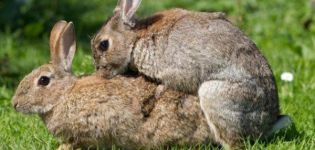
[32,104,54,114]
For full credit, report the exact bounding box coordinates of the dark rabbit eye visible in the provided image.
[99,40,109,52]
[38,76,50,86]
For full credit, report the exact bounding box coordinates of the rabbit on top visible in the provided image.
[91,0,282,148]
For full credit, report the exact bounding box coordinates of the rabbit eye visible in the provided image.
[38,76,50,86]
[99,40,109,52]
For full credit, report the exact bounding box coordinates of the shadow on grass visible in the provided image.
[248,122,302,148]
[266,123,301,142]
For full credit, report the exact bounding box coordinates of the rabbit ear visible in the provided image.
[115,0,142,27]
[114,0,123,12]
[50,21,76,72]
[50,20,67,55]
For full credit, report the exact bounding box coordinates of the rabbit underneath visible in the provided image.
[91,0,284,147]
[12,20,213,149]
[12,20,291,149]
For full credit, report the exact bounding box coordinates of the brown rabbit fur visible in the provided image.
[12,20,214,149]
[14,72,214,149]
[43,75,214,149]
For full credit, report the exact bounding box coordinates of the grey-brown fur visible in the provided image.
[91,2,276,94]
[13,20,290,150]
[91,0,282,148]
[16,73,212,149]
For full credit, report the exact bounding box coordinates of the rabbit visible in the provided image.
[12,20,291,150]
[11,20,212,149]
[90,0,285,146]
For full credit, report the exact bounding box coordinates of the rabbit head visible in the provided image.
[12,20,77,114]
[91,0,142,78]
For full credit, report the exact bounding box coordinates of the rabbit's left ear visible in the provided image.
[50,21,76,72]
[115,0,142,27]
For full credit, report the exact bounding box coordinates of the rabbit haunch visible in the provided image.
[92,8,276,94]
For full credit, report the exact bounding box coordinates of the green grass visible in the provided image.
[1,0,315,149]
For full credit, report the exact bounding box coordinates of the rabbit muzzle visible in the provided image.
[96,65,117,79]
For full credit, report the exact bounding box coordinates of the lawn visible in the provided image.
[0,0,315,149]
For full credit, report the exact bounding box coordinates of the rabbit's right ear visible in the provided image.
[49,21,76,72]
[115,0,142,27]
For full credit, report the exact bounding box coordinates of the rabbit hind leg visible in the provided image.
[198,80,251,149]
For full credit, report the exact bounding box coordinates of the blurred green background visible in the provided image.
[0,0,315,149]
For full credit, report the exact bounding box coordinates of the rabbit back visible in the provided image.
[132,8,276,94]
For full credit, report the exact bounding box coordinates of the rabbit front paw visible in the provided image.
[155,85,166,99]
[56,144,73,150]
